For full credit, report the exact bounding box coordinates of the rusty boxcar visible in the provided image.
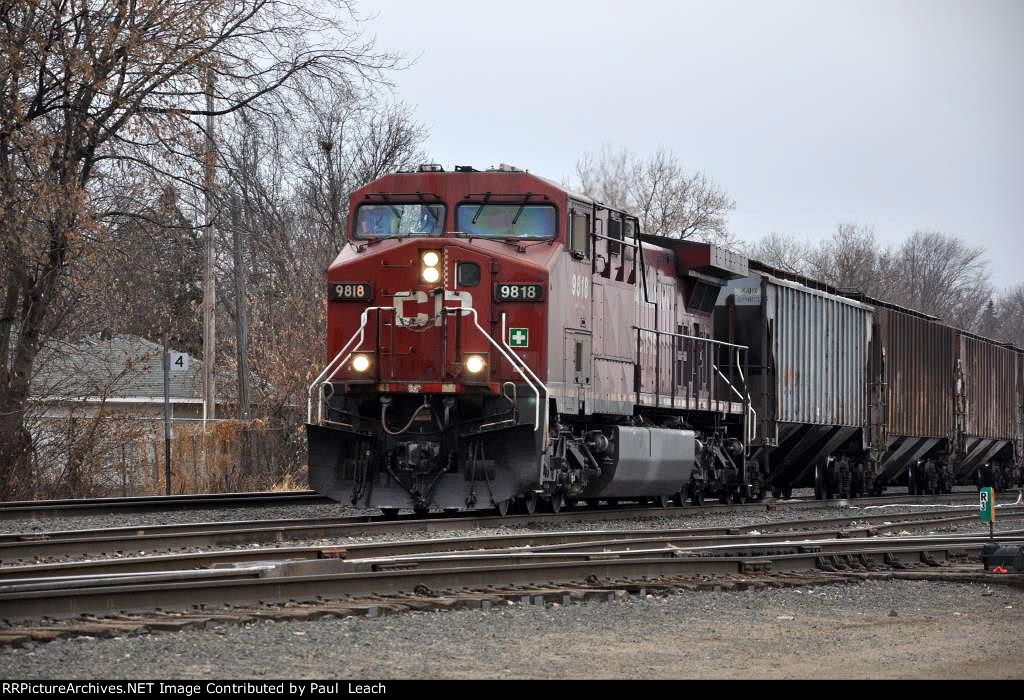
[869,305,959,494]
[955,333,1022,488]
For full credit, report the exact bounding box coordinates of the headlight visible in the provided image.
[421,250,441,284]
[465,355,486,374]
[352,354,371,372]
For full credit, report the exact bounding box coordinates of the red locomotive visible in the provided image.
[306,164,757,514]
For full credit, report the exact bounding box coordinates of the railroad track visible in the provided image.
[1,516,1021,624]
[2,491,1019,563]
[0,490,329,521]
[1,507,1019,577]
[0,485,999,523]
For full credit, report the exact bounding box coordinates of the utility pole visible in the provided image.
[162,332,172,495]
[202,67,217,421]
[231,194,250,420]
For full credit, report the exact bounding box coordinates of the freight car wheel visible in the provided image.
[673,491,686,507]
[719,490,732,505]
[771,486,782,499]
[495,499,511,516]
[607,498,619,508]
[522,492,538,515]
[690,490,705,507]
[548,493,565,514]
[655,495,671,508]
[381,508,400,518]
[586,499,600,508]
[782,486,793,499]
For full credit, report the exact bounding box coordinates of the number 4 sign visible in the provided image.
[170,352,189,372]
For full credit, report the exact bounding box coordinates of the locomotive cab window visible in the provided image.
[570,212,590,259]
[623,219,637,284]
[456,203,556,239]
[607,216,623,258]
[354,203,445,238]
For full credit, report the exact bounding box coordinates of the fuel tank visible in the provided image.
[580,426,696,498]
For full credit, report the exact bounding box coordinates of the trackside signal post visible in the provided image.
[979,487,996,539]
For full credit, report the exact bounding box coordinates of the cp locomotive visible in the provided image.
[306,164,757,514]
[306,163,1024,514]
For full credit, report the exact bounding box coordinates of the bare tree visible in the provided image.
[745,232,812,274]
[0,0,399,498]
[745,226,995,333]
[574,145,632,211]
[994,285,1024,348]
[890,231,992,329]
[210,83,429,482]
[574,146,736,245]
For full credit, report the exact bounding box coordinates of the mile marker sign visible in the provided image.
[979,487,996,524]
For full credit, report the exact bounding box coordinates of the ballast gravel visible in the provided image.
[2,579,1021,679]
[5,501,1014,568]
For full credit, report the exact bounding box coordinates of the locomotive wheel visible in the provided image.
[522,492,538,515]
[782,486,793,499]
[495,499,511,517]
[690,489,705,507]
[655,495,671,508]
[672,490,686,507]
[771,486,782,499]
[719,490,732,505]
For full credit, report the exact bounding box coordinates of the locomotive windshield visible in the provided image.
[456,204,557,239]
[354,203,445,238]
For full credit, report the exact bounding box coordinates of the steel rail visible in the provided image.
[3,497,1021,562]
[335,533,1024,572]
[0,538,1009,622]
[4,509,1021,581]
[0,491,326,521]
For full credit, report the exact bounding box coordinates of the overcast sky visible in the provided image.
[365,0,1022,288]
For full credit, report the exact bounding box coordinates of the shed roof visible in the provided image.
[32,334,209,403]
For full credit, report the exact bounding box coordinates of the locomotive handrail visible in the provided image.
[713,364,745,401]
[457,307,544,433]
[500,312,551,449]
[635,324,757,450]
[307,306,394,424]
[631,325,749,351]
[735,350,758,446]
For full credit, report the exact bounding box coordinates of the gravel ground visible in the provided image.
[2,579,1020,679]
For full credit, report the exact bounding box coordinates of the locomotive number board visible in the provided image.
[329,282,373,301]
[494,283,544,302]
